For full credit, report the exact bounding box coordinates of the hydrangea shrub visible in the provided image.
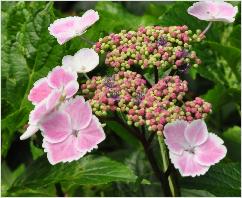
[2,1,240,197]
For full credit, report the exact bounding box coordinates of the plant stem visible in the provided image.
[55,183,64,197]
[154,67,159,84]
[200,21,213,37]
[113,114,172,196]
[158,135,180,197]
[80,35,95,45]
[141,74,152,88]
[83,73,90,80]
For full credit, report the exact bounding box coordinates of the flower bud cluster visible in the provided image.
[126,76,211,134]
[81,71,148,117]
[183,97,212,121]
[94,25,203,72]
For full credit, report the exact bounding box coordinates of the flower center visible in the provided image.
[104,76,116,88]
[72,129,79,137]
[185,145,195,154]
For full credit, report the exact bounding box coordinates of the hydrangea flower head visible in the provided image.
[81,71,148,117]
[127,76,211,133]
[164,119,227,177]
[94,25,203,72]
[41,96,105,165]
[49,10,99,44]
[62,48,99,73]
[188,1,238,23]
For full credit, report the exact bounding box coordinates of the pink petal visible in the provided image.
[76,116,105,152]
[56,31,76,45]
[21,101,49,140]
[62,96,92,130]
[163,120,189,155]
[64,81,79,98]
[187,1,215,21]
[47,66,77,89]
[77,10,99,32]
[187,1,238,23]
[42,135,86,165]
[20,125,39,140]
[46,90,62,110]
[48,17,81,45]
[184,119,208,147]
[170,151,209,177]
[195,133,227,166]
[28,78,52,105]
[29,101,48,125]
[215,2,238,23]
[40,111,71,143]
[49,17,78,34]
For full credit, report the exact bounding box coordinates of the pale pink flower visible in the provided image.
[28,66,78,106]
[48,10,99,45]
[164,119,227,177]
[187,1,238,23]
[20,66,78,140]
[62,48,99,73]
[20,100,53,140]
[41,96,106,165]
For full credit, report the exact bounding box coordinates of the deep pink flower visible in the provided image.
[188,1,238,23]
[20,66,78,140]
[48,10,99,45]
[164,119,227,177]
[41,96,106,165]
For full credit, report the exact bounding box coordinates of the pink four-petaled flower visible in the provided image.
[188,1,238,23]
[20,66,78,140]
[41,96,106,165]
[164,119,227,177]
[48,9,99,44]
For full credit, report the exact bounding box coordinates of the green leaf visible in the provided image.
[1,162,25,196]
[105,120,140,148]
[1,2,66,156]
[202,85,240,130]
[229,25,241,49]
[7,155,137,196]
[1,162,13,196]
[205,41,240,81]
[223,126,241,161]
[30,141,44,160]
[196,41,240,91]
[6,187,56,197]
[181,188,215,197]
[181,163,241,197]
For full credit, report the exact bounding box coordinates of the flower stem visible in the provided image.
[80,35,95,45]
[112,114,172,196]
[200,21,213,37]
[83,73,90,80]
[154,66,159,84]
[158,135,180,197]
[55,183,65,197]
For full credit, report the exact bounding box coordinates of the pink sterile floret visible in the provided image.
[41,96,106,165]
[48,10,99,45]
[187,1,238,23]
[28,66,78,107]
[20,66,78,140]
[163,119,227,177]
